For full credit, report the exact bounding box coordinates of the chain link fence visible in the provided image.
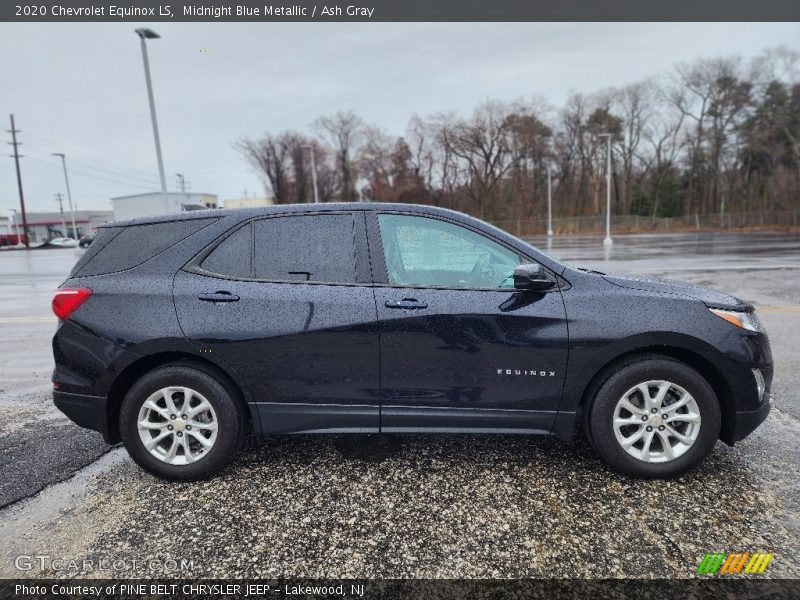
[489,210,800,237]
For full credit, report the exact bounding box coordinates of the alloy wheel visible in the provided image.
[137,386,218,465]
[612,380,701,463]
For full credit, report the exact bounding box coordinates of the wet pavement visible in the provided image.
[0,232,798,578]
[525,231,800,272]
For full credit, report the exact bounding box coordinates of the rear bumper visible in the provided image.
[53,390,112,443]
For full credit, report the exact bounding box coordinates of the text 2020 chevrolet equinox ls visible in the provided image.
[52,203,772,480]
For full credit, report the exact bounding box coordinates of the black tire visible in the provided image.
[586,355,721,479]
[119,363,246,480]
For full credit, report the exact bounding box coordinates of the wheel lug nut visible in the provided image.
[186,425,192,430]
[177,432,183,437]
[659,426,665,431]
[662,414,668,420]
[646,426,653,432]
[170,414,176,420]
[167,425,173,431]
[181,414,187,420]
[651,408,657,414]
[641,416,648,422]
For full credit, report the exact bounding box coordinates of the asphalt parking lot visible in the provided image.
[0,232,798,578]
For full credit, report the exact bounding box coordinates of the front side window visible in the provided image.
[254,214,356,283]
[377,214,521,289]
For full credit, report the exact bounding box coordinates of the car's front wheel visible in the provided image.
[119,363,245,480]
[587,356,721,478]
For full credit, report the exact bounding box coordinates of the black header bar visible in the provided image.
[2,0,799,22]
[3,579,800,599]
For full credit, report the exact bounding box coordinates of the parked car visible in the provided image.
[78,233,96,249]
[51,204,772,480]
[0,233,27,246]
[47,237,78,248]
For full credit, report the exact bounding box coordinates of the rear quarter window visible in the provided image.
[74,218,217,277]
[200,222,253,279]
[69,226,122,277]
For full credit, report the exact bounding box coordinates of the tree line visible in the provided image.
[238,46,800,222]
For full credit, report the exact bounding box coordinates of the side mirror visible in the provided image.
[513,263,554,291]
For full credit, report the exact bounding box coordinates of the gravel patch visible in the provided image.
[5,417,791,579]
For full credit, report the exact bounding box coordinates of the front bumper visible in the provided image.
[728,401,771,444]
[53,390,113,443]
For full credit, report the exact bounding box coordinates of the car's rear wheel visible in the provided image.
[587,356,721,478]
[120,364,245,480]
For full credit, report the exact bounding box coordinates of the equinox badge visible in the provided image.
[497,369,556,377]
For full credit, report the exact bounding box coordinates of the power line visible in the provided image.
[24,156,158,191]
[23,140,162,186]
[22,130,163,180]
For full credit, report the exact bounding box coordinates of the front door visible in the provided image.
[370,212,568,433]
[174,211,380,433]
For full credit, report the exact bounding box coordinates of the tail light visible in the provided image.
[52,288,92,320]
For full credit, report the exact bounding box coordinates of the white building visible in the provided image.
[23,210,113,242]
[223,197,275,209]
[111,192,218,222]
[1,207,113,242]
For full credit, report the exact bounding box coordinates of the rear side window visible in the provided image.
[200,222,253,279]
[69,226,122,277]
[254,214,356,283]
[75,218,216,277]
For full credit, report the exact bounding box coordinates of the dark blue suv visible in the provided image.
[51,203,772,480]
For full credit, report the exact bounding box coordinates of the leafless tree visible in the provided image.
[313,110,365,201]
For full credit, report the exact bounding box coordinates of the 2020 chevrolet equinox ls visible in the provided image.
[51,203,772,480]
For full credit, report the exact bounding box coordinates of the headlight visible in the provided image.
[709,308,764,333]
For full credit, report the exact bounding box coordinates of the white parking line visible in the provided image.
[757,306,800,313]
[0,317,55,323]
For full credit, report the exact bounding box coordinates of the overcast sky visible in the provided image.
[1,22,799,213]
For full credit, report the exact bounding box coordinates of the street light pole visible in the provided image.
[135,28,168,204]
[547,164,553,237]
[301,144,320,203]
[52,153,78,239]
[9,208,19,240]
[598,133,613,246]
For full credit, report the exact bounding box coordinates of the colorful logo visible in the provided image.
[697,552,774,575]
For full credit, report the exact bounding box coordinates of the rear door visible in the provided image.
[369,212,569,433]
[174,211,380,433]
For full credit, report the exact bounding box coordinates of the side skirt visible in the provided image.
[251,403,573,438]
[255,402,379,434]
[382,405,557,434]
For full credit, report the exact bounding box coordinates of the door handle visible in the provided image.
[385,298,428,310]
[198,291,240,303]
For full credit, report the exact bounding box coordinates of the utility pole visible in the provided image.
[598,133,613,246]
[175,173,190,196]
[7,114,30,248]
[301,144,320,203]
[547,164,553,237]
[52,153,78,239]
[55,193,67,236]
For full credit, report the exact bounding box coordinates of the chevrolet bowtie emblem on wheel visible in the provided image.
[497,369,556,377]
